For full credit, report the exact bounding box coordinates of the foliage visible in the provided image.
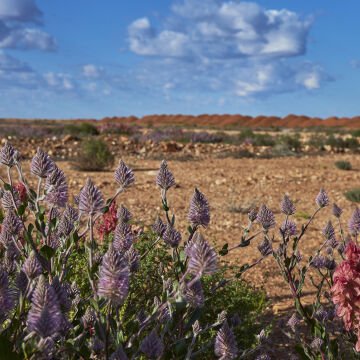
[335,160,352,170]
[344,188,360,203]
[75,138,114,171]
[64,122,99,137]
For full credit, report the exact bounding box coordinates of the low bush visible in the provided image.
[335,160,352,170]
[64,122,99,137]
[344,188,360,203]
[277,135,302,153]
[75,138,114,171]
[326,135,359,152]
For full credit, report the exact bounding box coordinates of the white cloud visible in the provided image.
[82,64,104,78]
[0,0,42,23]
[44,72,75,91]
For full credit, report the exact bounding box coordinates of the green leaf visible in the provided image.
[0,334,21,359]
[17,203,26,216]
[3,183,11,191]
[40,245,56,260]
[219,243,229,256]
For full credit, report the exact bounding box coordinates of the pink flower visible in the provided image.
[332,241,360,351]
[14,182,27,202]
[96,202,118,240]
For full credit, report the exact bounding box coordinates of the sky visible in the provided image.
[0,0,360,119]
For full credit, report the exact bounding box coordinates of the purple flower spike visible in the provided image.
[31,148,54,178]
[97,247,129,306]
[0,142,16,167]
[280,220,297,237]
[163,224,182,248]
[45,166,68,207]
[214,320,238,360]
[187,233,217,277]
[258,238,272,256]
[113,222,134,252]
[349,208,360,235]
[117,205,132,223]
[183,279,204,308]
[0,268,14,322]
[287,313,300,332]
[27,276,62,338]
[78,178,104,216]
[188,188,210,228]
[22,251,42,279]
[110,346,128,360]
[248,208,258,222]
[280,195,296,215]
[140,329,164,359]
[156,160,175,191]
[322,221,335,240]
[316,188,329,208]
[125,246,140,272]
[332,203,342,218]
[2,190,20,212]
[153,217,166,237]
[256,205,275,231]
[114,160,135,189]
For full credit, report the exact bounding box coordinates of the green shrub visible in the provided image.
[277,135,302,152]
[351,129,360,137]
[307,134,327,151]
[75,138,114,171]
[335,161,352,170]
[344,188,360,203]
[326,135,359,152]
[64,122,99,137]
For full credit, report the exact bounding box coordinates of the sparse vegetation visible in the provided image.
[345,188,360,203]
[335,160,352,170]
[64,122,99,137]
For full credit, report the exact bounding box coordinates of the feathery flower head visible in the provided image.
[287,313,300,332]
[310,338,323,350]
[0,142,16,167]
[256,205,275,231]
[2,210,22,237]
[98,247,129,306]
[113,221,133,252]
[125,246,140,272]
[114,160,135,189]
[311,255,336,270]
[322,221,335,240]
[110,346,128,360]
[78,178,104,216]
[152,216,166,237]
[332,203,343,218]
[193,320,202,335]
[280,219,297,237]
[45,166,68,207]
[187,233,217,277]
[156,160,175,191]
[188,188,210,228]
[248,208,258,222]
[280,195,296,215]
[258,238,272,257]
[22,251,42,279]
[316,188,329,208]
[214,320,238,360]
[31,148,54,178]
[2,190,20,211]
[117,205,132,223]
[349,208,360,235]
[183,279,204,308]
[0,268,14,321]
[140,329,164,359]
[27,275,62,338]
[163,224,181,248]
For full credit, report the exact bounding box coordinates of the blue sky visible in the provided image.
[0,0,359,119]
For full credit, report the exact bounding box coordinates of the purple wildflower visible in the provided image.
[248,208,258,222]
[183,279,204,308]
[322,221,335,240]
[163,224,182,248]
[45,167,68,207]
[27,276,62,338]
[140,329,164,359]
[2,190,20,211]
[113,221,133,252]
[332,203,343,218]
[256,205,275,231]
[2,210,22,237]
[114,160,135,189]
[78,178,104,216]
[255,355,271,360]
[152,217,166,237]
[280,195,296,215]
[310,337,323,350]
[310,256,336,271]
[188,188,210,228]
[31,148,54,178]
[110,346,129,360]
[97,247,129,306]
[0,268,14,322]
[280,220,297,237]
[117,205,132,223]
[287,313,300,332]
[187,233,217,277]
[214,320,238,360]
[156,160,175,191]
[192,320,202,335]
[258,238,272,256]
[58,205,79,237]
[0,142,16,167]
[125,246,140,272]
[22,251,42,279]
[349,207,360,235]
[316,188,329,208]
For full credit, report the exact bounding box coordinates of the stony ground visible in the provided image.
[2,150,360,356]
